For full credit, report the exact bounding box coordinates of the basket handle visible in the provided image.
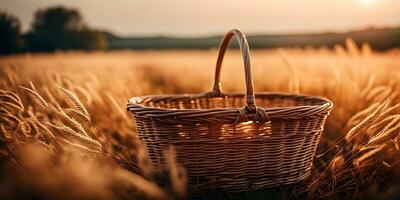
[211,29,257,112]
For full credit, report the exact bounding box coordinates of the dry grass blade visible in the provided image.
[19,86,48,107]
[57,85,90,121]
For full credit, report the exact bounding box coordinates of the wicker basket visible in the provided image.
[127,29,333,192]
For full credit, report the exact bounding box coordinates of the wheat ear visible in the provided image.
[365,86,390,102]
[19,86,48,107]
[353,144,386,166]
[366,117,400,147]
[46,122,102,151]
[0,108,21,125]
[374,103,400,124]
[56,138,101,154]
[73,86,92,105]
[57,85,90,121]
[64,108,91,123]
[57,111,89,137]
[0,91,24,111]
[345,103,379,130]
[368,115,400,134]
[0,100,24,112]
[345,100,389,141]
[28,111,55,139]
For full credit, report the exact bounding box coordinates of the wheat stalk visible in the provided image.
[106,92,127,120]
[56,138,101,154]
[345,100,389,141]
[345,38,360,56]
[368,115,400,134]
[365,86,390,102]
[345,102,379,130]
[19,86,48,107]
[73,86,92,105]
[360,75,375,99]
[366,117,400,147]
[46,122,102,151]
[0,108,21,124]
[0,101,24,112]
[0,90,24,111]
[57,111,89,137]
[28,111,55,139]
[64,108,91,123]
[279,49,300,93]
[0,125,12,141]
[42,85,62,110]
[353,144,386,167]
[57,85,90,121]
[374,103,400,124]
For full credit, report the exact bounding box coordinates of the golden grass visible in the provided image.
[0,43,399,199]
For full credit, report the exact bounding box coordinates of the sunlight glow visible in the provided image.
[360,0,375,6]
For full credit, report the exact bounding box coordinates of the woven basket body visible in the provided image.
[128,30,333,192]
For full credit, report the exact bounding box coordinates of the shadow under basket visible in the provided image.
[127,29,333,192]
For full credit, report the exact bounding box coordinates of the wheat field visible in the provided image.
[0,41,399,199]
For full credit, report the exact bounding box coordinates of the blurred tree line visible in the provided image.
[0,6,107,55]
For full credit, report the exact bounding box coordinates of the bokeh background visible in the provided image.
[1,0,400,53]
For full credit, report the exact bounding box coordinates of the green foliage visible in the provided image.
[26,6,108,52]
[0,12,24,54]
[26,30,108,51]
[31,6,85,32]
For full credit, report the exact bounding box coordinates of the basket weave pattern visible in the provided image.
[128,29,333,192]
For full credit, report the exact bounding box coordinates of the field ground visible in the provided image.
[0,46,399,199]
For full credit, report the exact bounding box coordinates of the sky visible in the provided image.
[1,0,399,37]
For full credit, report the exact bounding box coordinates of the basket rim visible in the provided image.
[127,92,333,124]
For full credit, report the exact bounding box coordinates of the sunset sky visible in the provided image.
[1,0,399,37]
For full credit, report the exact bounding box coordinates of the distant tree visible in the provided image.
[31,6,85,32]
[0,12,24,54]
[26,6,107,51]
